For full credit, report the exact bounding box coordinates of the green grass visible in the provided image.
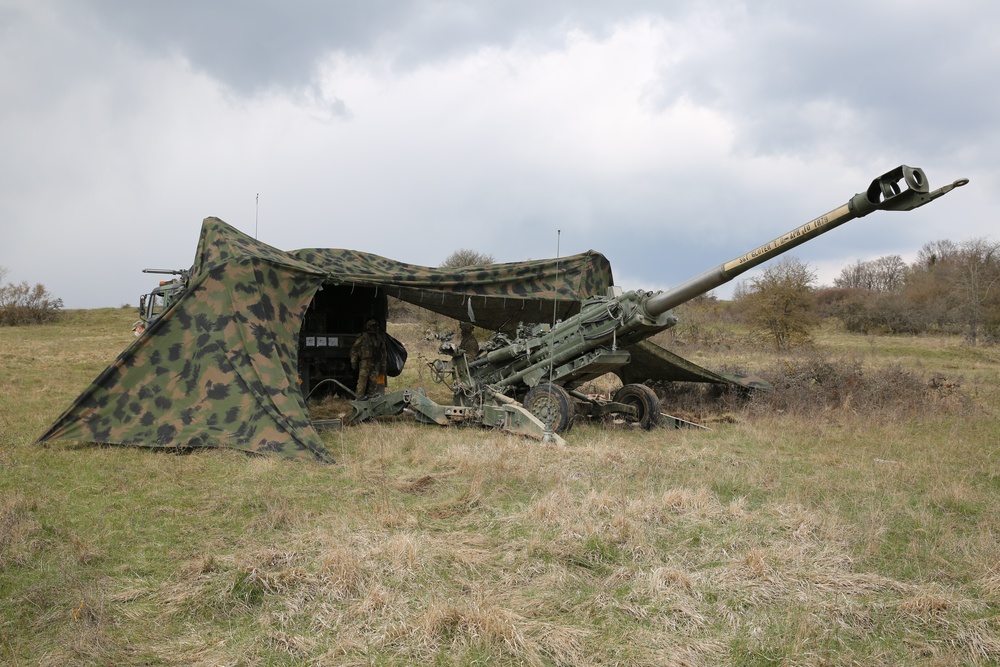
[1,309,999,665]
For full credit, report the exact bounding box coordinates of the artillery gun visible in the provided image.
[350,165,967,443]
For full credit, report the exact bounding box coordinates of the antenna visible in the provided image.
[255,193,259,239]
[547,229,561,385]
[551,229,561,326]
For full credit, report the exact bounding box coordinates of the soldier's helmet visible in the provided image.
[365,319,379,332]
[459,322,474,334]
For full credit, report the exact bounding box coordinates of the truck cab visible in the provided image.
[138,278,186,325]
[136,269,189,334]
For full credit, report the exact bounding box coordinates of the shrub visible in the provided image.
[387,296,421,322]
[651,375,751,419]
[735,257,819,350]
[744,351,963,416]
[821,289,930,335]
[0,279,64,325]
[663,295,747,348]
[652,351,969,422]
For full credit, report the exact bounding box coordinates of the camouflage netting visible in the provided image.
[41,217,753,462]
[39,218,616,462]
[40,219,332,462]
[619,341,770,390]
[620,341,735,385]
[289,247,614,332]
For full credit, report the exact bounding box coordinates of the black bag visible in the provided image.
[385,334,407,377]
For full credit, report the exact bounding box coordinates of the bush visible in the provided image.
[819,288,930,335]
[0,280,64,325]
[387,296,421,323]
[745,351,964,416]
[735,257,819,349]
[651,375,752,420]
[662,295,747,348]
[651,351,970,423]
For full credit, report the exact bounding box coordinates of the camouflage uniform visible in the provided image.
[459,322,479,358]
[351,319,387,398]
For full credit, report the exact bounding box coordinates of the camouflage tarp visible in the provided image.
[618,340,771,389]
[40,219,332,462]
[619,340,735,385]
[289,247,614,332]
[39,218,615,462]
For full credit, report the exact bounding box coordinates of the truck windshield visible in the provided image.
[144,293,166,321]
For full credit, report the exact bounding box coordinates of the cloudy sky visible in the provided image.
[1,0,995,309]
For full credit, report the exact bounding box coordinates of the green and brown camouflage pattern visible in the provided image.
[40,218,332,462]
[618,340,771,389]
[290,247,614,332]
[619,340,736,385]
[39,217,615,461]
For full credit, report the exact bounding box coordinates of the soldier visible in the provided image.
[458,321,479,358]
[350,319,387,399]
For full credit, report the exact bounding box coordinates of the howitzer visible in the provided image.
[351,165,967,443]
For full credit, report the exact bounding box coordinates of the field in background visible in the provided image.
[2,308,999,665]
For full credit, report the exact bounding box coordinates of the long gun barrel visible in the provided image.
[143,268,188,275]
[468,166,968,394]
[644,165,968,317]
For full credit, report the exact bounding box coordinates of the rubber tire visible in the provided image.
[612,383,661,430]
[523,383,575,434]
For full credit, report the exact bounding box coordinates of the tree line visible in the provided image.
[5,237,999,347]
[732,237,1000,347]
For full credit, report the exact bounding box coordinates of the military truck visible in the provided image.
[136,269,188,334]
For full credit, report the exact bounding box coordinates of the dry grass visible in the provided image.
[1,309,998,665]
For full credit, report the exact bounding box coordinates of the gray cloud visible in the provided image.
[2,1,994,309]
[63,0,695,92]
[648,2,1000,163]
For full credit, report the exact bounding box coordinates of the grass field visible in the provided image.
[2,308,999,665]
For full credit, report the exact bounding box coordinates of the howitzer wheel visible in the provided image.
[523,383,575,434]
[613,384,661,429]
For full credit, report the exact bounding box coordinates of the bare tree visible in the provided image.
[905,237,1000,343]
[950,238,1000,344]
[834,260,868,290]
[871,255,907,292]
[915,239,960,268]
[834,255,906,292]
[440,249,494,268]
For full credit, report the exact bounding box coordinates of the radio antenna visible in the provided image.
[551,229,561,326]
[548,229,561,385]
